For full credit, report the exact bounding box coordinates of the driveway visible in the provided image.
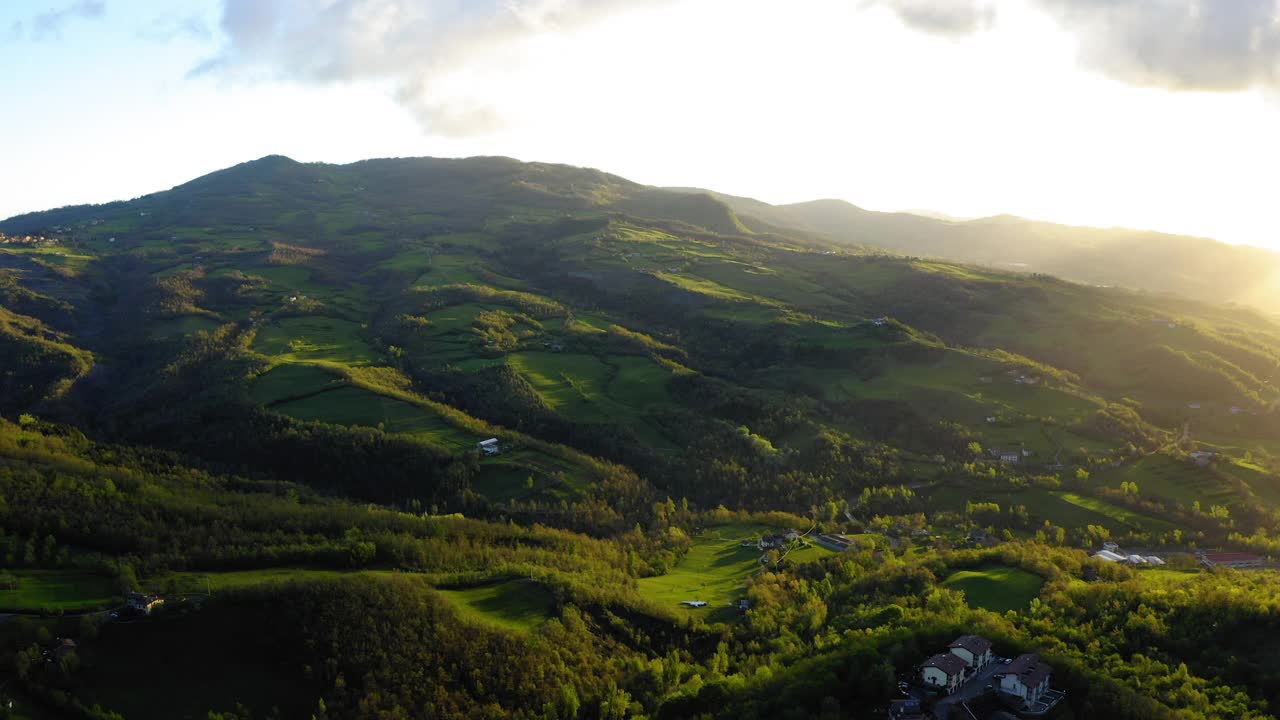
[933,661,1005,719]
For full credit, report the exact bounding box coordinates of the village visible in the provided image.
[893,634,1065,720]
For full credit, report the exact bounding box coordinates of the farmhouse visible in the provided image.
[1188,450,1216,467]
[476,438,501,456]
[126,592,164,614]
[996,653,1052,708]
[992,449,1022,464]
[758,529,801,550]
[1199,552,1264,569]
[948,635,994,672]
[921,652,966,694]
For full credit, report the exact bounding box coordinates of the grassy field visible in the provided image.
[0,570,116,612]
[927,485,1166,535]
[437,579,556,632]
[152,568,395,596]
[248,363,347,405]
[269,385,477,449]
[635,524,829,619]
[1053,491,1178,533]
[252,315,380,365]
[1095,454,1240,507]
[941,564,1044,613]
[508,351,674,445]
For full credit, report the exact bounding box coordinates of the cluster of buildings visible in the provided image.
[1091,542,1166,566]
[921,635,995,695]
[907,635,1060,716]
[990,448,1031,465]
[126,592,164,615]
[756,529,801,550]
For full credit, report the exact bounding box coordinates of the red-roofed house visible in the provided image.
[921,653,966,694]
[948,635,994,672]
[996,653,1051,708]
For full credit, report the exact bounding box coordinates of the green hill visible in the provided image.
[7,155,1280,719]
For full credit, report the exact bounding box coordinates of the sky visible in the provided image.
[3,0,1280,249]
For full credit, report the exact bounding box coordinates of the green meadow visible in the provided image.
[252,316,380,365]
[0,570,117,612]
[941,564,1044,613]
[438,579,557,632]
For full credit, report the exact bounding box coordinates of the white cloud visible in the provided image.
[195,0,678,137]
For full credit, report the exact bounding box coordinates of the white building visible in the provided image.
[921,653,966,695]
[997,653,1052,708]
[948,635,994,672]
[476,438,501,456]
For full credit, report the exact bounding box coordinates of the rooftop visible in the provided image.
[949,634,993,655]
[999,653,1051,689]
[923,652,967,677]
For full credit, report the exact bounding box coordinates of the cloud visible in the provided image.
[138,13,212,42]
[1032,0,1280,92]
[194,0,670,137]
[22,0,106,41]
[866,0,997,36]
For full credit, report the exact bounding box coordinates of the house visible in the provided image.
[948,635,994,672]
[1188,402,1202,410]
[476,438,501,456]
[992,449,1022,464]
[1091,550,1125,563]
[758,529,801,550]
[1188,450,1215,467]
[921,653,966,694]
[125,592,164,614]
[888,698,928,720]
[1230,406,1245,415]
[1199,551,1264,569]
[1102,541,1120,552]
[872,317,889,326]
[53,638,77,659]
[996,653,1052,708]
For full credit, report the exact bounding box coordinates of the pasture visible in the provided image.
[927,485,1170,535]
[941,564,1044,613]
[269,385,477,449]
[0,570,116,612]
[252,315,380,366]
[636,524,831,618]
[438,579,557,632]
[249,363,346,405]
[1095,454,1241,507]
[508,351,674,445]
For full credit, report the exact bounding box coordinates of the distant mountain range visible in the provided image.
[669,188,1280,314]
